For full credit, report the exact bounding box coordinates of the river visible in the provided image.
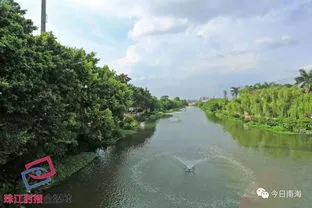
[45,107,312,208]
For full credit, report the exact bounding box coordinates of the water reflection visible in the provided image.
[114,121,157,152]
[36,122,157,208]
[207,116,312,159]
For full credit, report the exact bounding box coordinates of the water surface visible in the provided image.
[45,107,312,208]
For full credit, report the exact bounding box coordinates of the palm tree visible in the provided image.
[253,83,262,90]
[295,69,312,93]
[117,73,131,83]
[263,82,269,88]
[230,87,240,98]
[223,90,228,99]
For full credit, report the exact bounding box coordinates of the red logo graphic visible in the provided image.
[25,156,56,180]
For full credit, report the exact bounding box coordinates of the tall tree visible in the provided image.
[223,90,228,99]
[116,73,131,84]
[295,69,312,93]
[230,87,240,98]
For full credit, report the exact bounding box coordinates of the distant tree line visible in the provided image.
[197,69,312,134]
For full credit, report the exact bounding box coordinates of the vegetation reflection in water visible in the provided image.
[208,115,312,159]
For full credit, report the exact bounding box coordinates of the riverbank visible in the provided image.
[120,110,172,136]
[196,81,312,135]
[198,105,312,135]
[211,112,301,135]
[0,152,98,208]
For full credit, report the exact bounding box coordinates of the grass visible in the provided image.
[1,152,98,199]
[245,122,300,135]
[119,129,138,138]
[44,152,98,189]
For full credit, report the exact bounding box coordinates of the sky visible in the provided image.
[16,0,312,99]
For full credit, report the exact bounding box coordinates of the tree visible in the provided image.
[223,90,228,99]
[160,95,169,100]
[0,0,130,193]
[130,86,161,115]
[295,69,312,93]
[116,73,131,83]
[173,97,180,102]
[230,87,240,98]
[150,96,161,112]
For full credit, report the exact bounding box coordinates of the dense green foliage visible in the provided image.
[0,0,187,195]
[295,69,312,93]
[197,79,312,134]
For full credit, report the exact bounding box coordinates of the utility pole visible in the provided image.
[41,0,46,34]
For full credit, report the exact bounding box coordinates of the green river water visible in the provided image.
[45,107,312,208]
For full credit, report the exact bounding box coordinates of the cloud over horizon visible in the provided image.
[16,0,312,98]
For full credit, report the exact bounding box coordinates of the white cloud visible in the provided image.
[254,36,297,49]
[69,0,149,18]
[110,45,141,74]
[132,74,163,81]
[301,64,312,70]
[222,53,259,74]
[195,16,231,39]
[129,16,189,39]
[179,52,259,79]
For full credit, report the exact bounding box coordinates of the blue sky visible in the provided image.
[16,0,312,99]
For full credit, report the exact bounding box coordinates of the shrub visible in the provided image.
[122,116,138,129]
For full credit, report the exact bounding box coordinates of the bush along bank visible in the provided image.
[118,109,182,138]
[196,81,312,135]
